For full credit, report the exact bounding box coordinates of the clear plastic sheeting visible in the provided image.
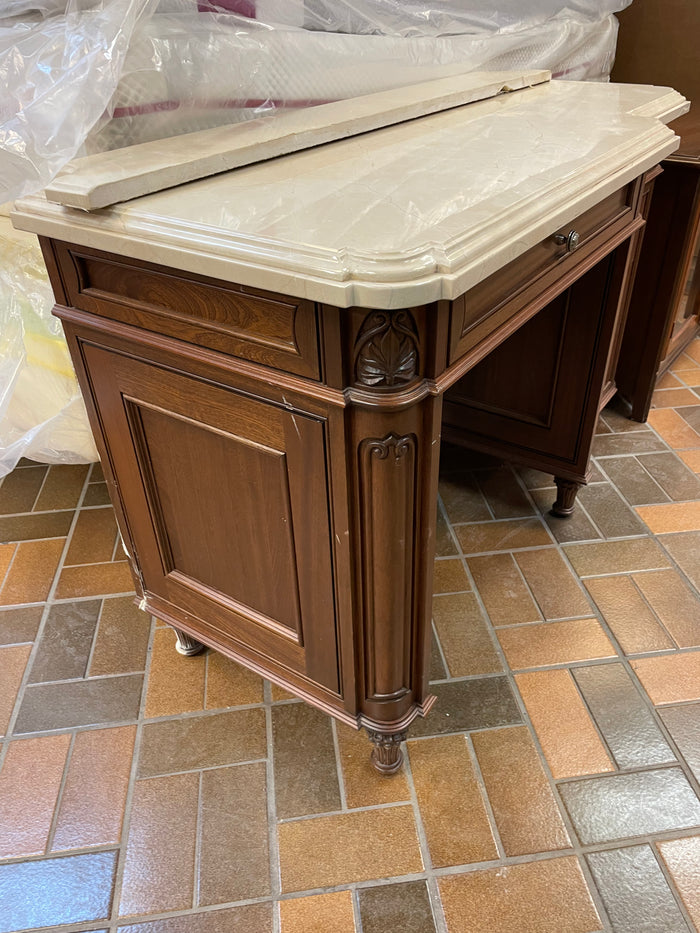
[0,0,157,204]
[0,213,98,478]
[0,0,633,473]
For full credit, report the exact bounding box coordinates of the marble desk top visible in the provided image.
[12,80,688,309]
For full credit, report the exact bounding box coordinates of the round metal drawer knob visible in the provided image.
[555,230,581,253]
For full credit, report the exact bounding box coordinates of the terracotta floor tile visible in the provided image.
[432,558,470,595]
[656,370,684,389]
[660,703,700,784]
[657,836,700,929]
[90,597,151,676]
[514,549,592,619]
[28,599,101,683]
[272,703,340,819]
[280,892,355,933]
[410,676,521,737]
[408,735,498,867]
[564,538,670,576]
[632,568,700,647]
[0,511,74,544]
[477,467,534,519]
[270,682,297,701]
[467,553,541,626]
[0,538,65,605]
[117,905,273,933]
[515,669,614,778]
[559,768,700,844]
[0,851,116,933]
[14,674,143,734]
[199,763,270,904]
[0,465,47,515]
[429,631,447,680]
[573,664,675,769]
[0,544,15,591]
[144,627,206,718]
[584,575,674,654]
[497,618,615,670]
[651,387,700,408]
[648,408,700,450]
[336,722,410,809]
[679,449,700,472]
[90,462,105,483]
[137,708,266,777]
[52,725,136,850]
[637,451,700,501]
[597,456,669,505]
[0,643,31,736]
[0,605,43,646]
[435,509,458,557]
[439,856,601,933]
[205,651,264,708]
[592,432,667,457]
[54,560,135,600]
[358,881,437,933]
[636,501,700,534]
[0,734,71,857]
[577,483,647,538]
[672,347,700,370]
[278,806,422,893]
[119,772,198,917]
[439,475,491,524]
[681,406,700,436]
[34,464,89,511]
[631,652,700,704]
[455,519,551,554]
[531,488,602,545]
[83,482,111,507]
[65,507,118,566]
[472,726,570,856]
[660,531,700,592]
[586,845,690,933]
[432,592,502,677]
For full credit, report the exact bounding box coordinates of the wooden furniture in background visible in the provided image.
[616,111,700,419]
[612,1,700,418]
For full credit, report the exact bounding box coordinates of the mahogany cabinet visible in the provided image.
[37,167,648,770]
[616,111,700,420]
[15,78,686,770]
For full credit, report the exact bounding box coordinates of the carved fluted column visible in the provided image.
[341,305,447,772]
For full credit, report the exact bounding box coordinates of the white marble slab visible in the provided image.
[45,70,550,210]
[13,81,688,309]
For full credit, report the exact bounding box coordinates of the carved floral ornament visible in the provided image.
[354,309,420,387]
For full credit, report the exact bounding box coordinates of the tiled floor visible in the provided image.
[2,343,700,932]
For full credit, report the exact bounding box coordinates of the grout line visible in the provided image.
[330,718,348,811]
[649,839,699,933]
[44,730,77,855]
[464,732,506,861]
[194,770,203,909]
[108,613,157,925]
[83,597,106,679]
[264,684,281,933]
[0,471,91,776]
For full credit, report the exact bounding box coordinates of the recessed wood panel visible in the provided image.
[77,340,339,692]
[132,403,301,636]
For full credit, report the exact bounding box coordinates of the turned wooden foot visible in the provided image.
[171,627,205,656]
[366,729,408,775]
[551,477,583,517]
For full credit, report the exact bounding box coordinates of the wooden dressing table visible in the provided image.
[12,77,687,772]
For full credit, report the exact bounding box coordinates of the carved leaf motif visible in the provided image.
[355,310,419,387]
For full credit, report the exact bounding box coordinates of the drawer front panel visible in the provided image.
[449,181,639,364]
[52,241,320,378]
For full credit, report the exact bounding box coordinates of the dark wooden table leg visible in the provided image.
[366,728,408,774]
[551,477,583,517]
[171,627,205,656]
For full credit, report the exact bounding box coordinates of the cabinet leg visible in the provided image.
[551,477,582,517]
[171,627,205,656]
[366,728,408,775]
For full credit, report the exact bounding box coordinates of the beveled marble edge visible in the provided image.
[12,86,689,309]
[45,69,551,210]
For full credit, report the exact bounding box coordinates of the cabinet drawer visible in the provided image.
[448,180,640,364]
[50,241,320,378]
